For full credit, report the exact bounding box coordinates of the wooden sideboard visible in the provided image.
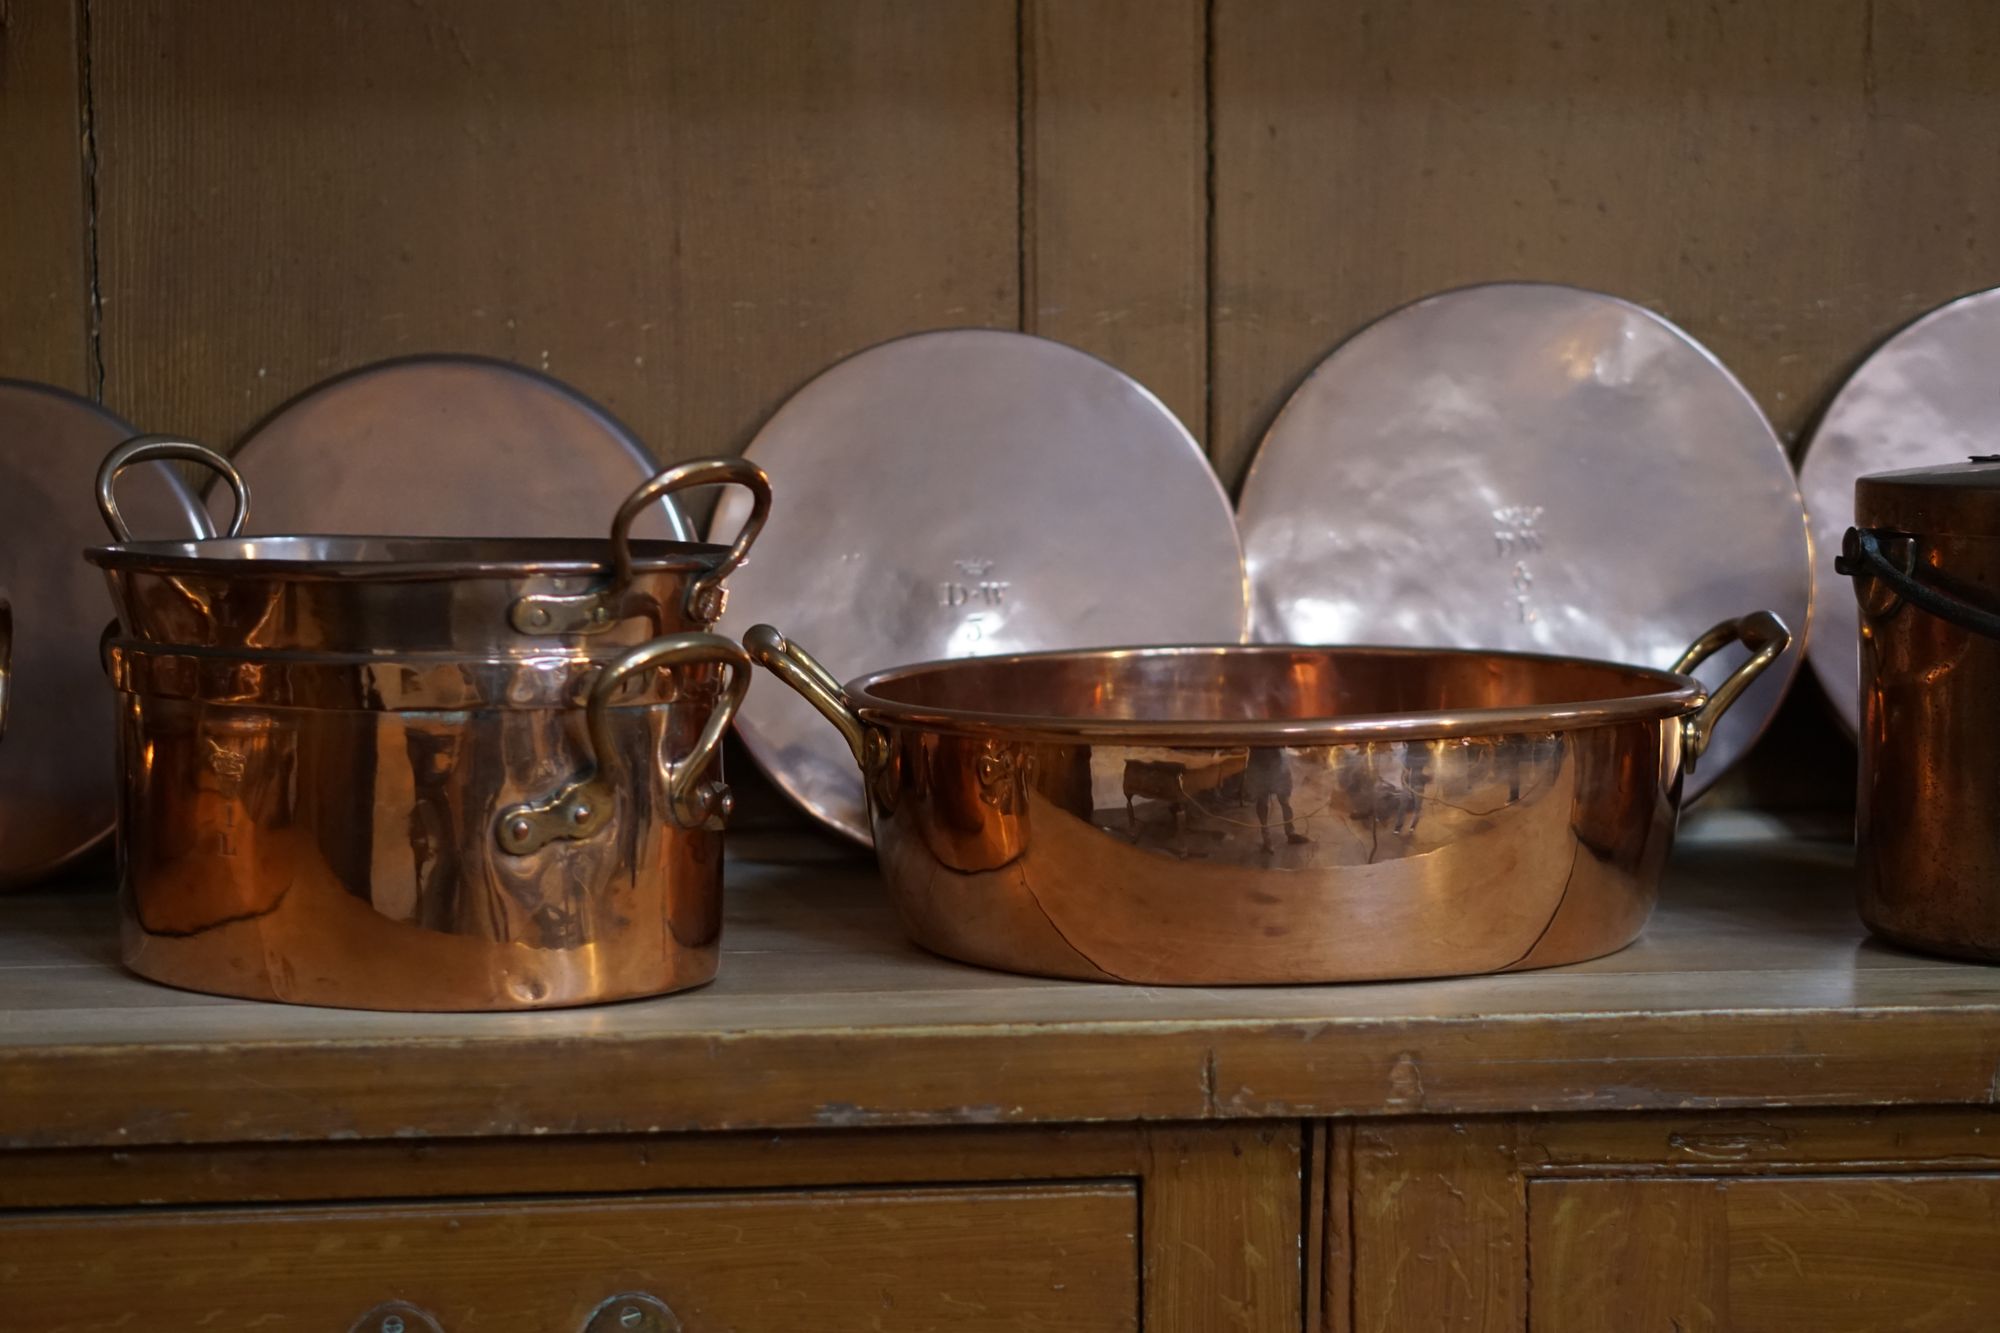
[3,835,1998,1331]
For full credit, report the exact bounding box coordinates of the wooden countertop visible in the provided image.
[3,835,1997,1149]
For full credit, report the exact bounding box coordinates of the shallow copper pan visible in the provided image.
[746,613,1791,985]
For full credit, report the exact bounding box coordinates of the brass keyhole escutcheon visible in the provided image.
[348,1302,443,1333]
[584,1292,681,1333]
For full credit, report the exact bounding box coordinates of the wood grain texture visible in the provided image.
[1519,1107,2000,1176]
[1351,1119,1524,1333]
[0,0,89,389]
[1142,1122,1302,1333]
[89,0,1018,452]
[3,841,2000,1146]
[1023,0,1207,440]
[1529,1174,2000,1332]
[1210,0,2000,485]
[0,1123,1152,1210]
[0,1183,1139,1332]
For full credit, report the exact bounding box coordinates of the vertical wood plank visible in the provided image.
[0,0,89,389]
[1022,0,1208,441]
[90,0,1018,454]
[1351,1119,1525,1333]
[1143,1121,1303,1333]
[1211,0,2000,487]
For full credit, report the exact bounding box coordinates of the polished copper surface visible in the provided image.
[110,634,750,1010]
[91,443,770,653]
[1236,283,1812,799]
[0,383,208,888]
[219,353,694,541]
[1800,286,2000,731]
[747,614,1790,985]
[1851,460,2000,962]
[710,328,1248,844]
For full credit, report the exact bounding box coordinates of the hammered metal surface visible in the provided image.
[1237,283,1811,798]
[219,354,690,540]
[1799,286,2000,733]
[0,382,206,886]
[712,329,1248,842]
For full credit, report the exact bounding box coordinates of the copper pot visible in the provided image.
[744,614,1790,985]
[88,438,770,653]
[1840,458,2000,961]
[88,439,770,1010]
[107,636,749,1010]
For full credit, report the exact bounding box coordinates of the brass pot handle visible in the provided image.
[96,436,249,542]
[510,457,773,635]
[496,632,751,854]
[743,623,874,768]
[1670,610,1792,762]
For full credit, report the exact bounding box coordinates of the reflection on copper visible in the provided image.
[111,641,739,1011]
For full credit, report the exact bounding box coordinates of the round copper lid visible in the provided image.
[0,381,207,887]
[712,329,1249,842]
[1236,283,1812,798]
[1800,286,2000,731]
[216,354,691,540]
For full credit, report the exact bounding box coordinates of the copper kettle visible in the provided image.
[1840,457,2000,961]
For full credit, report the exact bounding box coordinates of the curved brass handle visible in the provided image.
[96,436,249,542]
[497,632,751,854]
[510,457,773,634]
[1670,610,1792,762]
[742,623,874,769]
[0,597,12,742]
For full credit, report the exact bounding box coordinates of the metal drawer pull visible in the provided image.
[348,1302,444,1333]
[584,1292,681,1333]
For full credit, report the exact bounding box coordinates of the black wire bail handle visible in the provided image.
[1836,527,2000,642]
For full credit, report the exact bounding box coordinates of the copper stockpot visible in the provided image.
[89,438,768,654]
[746,614,1790,984]
[89,440,770,1010]
[1840,459,2000,961]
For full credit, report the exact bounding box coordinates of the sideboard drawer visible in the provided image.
[0,1183,1137,1331]
[1528,1174,2000,1331]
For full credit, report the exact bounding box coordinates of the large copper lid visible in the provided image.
[711,329,1248,843]
[1856,456,2000,537]
[214,354,691,541]
[1236,283,1812,799]
[0,381,207,888]
[1800,286,2000,731]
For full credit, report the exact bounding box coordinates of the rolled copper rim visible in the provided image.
[107,640,706,712]
[85,534,730,581]
[845,642,1706,746]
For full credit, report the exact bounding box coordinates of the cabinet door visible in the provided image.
[0,1184,1137,1332]
[1529,1174,2000,1332]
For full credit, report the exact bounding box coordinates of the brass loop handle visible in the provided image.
[1670,609,1792,762]
[743,623,873,769]
[96,436,249,542]
[510,457,773,635]
[0,597,12,742]
[496,632,751,854]
[1837,526,2000,642]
